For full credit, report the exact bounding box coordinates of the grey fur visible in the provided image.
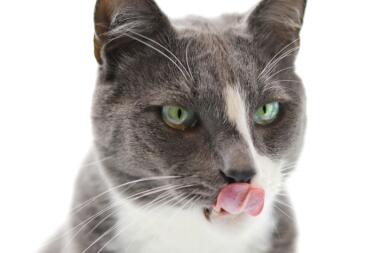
[41,0,306,252]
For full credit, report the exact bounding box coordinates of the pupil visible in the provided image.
[177,109,182,119]
[263,106,267,114]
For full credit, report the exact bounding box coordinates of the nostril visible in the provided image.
[219,169,256,184]
[220,170,236,184]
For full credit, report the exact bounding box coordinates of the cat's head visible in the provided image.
[92,0,306,223]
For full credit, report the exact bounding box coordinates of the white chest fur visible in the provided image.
[107,192,276,253]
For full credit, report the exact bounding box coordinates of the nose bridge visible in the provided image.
[217,134,257,177]
[223,141,254,171]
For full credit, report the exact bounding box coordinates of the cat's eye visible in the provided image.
[254,102,280,125]
[161,105,197,130]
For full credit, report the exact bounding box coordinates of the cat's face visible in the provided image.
[92,0,306,220]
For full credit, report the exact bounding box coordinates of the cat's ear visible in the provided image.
[94,0,173,64]
[246,0,307,53]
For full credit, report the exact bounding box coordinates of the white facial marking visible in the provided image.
[224,85,283,202]
[224,85,261,172]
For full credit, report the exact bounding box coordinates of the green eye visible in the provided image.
[254,102,280,125]
[161,105,197,130]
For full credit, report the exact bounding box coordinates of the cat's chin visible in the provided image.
[198,206,272,236]
[203,206,250,222]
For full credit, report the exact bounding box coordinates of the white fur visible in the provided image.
[224,85,283,204]
[108,190,275,253]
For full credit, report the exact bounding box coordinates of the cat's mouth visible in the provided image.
[203,183,265,221]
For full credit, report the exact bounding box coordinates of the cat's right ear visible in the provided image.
[94,0,173,64]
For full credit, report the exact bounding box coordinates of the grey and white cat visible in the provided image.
[42,0,307,252]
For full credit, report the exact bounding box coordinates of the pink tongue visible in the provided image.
[214,183,265,216]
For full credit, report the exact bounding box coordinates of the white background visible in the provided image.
[0,0,383,252]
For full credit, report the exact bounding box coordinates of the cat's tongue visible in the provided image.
[214,183,265,217]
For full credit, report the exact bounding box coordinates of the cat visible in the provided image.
[41,0,307,252]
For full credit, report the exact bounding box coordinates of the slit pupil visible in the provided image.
[263,106,267,114]
[177,109,182,119]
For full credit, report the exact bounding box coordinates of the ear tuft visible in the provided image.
[94,0,172,64]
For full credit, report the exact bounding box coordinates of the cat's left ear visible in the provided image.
[247,0,307,52]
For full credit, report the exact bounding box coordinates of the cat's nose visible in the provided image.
[219,141,257,184]
[220,169,256,184]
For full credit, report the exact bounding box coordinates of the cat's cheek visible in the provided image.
[254,115,302,156]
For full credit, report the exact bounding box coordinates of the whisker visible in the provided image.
[274,205,294,221]
[76,155,115,170]
[184,195,200,211]
[44,177,182,248]
[260,84,302,97]
[88,182,197,235]
[107,32,191,86]
[281,165,296,173]
[263,66,295,83]
[262,78,302,94]
[96,190,194,253]
[282,161,298,167]
[69,176,181,215]
[86,184,182,235]
[268,80,302,84]
[281,165,295,171]
[121,193,189,250]
[257,38,299,81]
[78,189,175,253]
[275,198,294,210]
[260,46,300,82]
[185,40,194,81]
[82,184,197,253]
[127,29,193,81]
[276,192,290,197]
[106,14,193,81]
[61,183,186,253]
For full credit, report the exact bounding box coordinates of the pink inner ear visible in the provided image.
[214,183,265,217]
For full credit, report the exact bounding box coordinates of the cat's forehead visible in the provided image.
[175,32,256,96]
[168,32,291,106]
